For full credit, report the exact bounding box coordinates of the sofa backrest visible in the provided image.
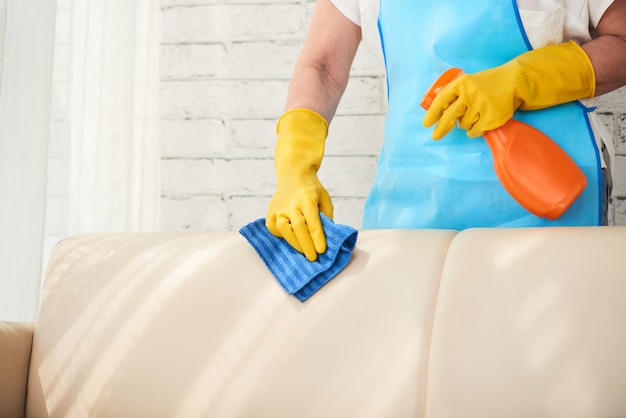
[424,227,626,417]
[26,229,457,418]
[25,227,626,417]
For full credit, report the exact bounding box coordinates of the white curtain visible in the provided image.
[66,0,161,234]
[0,0,161,322]
[0,0,57,323]
[0,0,6,89]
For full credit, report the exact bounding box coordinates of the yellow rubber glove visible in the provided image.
[266,108,334,261]
[423,40,596,139]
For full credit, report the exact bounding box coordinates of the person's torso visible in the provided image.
[361,0,601,229]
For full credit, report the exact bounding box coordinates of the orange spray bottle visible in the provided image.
[420,68,588,220]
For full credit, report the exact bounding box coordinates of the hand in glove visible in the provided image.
[423,40,596,139]
[266,109,334,261]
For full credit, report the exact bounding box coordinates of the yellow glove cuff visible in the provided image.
[275,108,329,177]
[276,108,329,138]
[516,40,596,109]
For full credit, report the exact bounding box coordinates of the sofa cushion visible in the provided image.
[27,229,456,418]
[425,226,626,418]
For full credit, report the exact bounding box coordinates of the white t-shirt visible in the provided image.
[331,0,614,53]
[330,0,616,170]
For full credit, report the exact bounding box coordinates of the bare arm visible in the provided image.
[583,0,626,95]
[284,0,362,122]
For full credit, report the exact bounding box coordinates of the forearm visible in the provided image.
[283,0,361,123]
[583,35,626,96]
[285,61,349,123]
[583,0,626,96]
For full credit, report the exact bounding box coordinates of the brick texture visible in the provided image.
[160,0,626,231]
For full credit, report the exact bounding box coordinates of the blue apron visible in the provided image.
[362,0,602,229]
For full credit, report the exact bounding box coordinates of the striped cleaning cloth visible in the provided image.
[239,214,358,302]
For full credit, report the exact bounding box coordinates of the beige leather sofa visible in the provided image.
[2,226,626,418]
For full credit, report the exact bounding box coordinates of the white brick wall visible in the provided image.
[597,86,626,224]
[161,0,626,231]
[160,0,386,231]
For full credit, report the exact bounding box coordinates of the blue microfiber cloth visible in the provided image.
[239,214,358,302]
